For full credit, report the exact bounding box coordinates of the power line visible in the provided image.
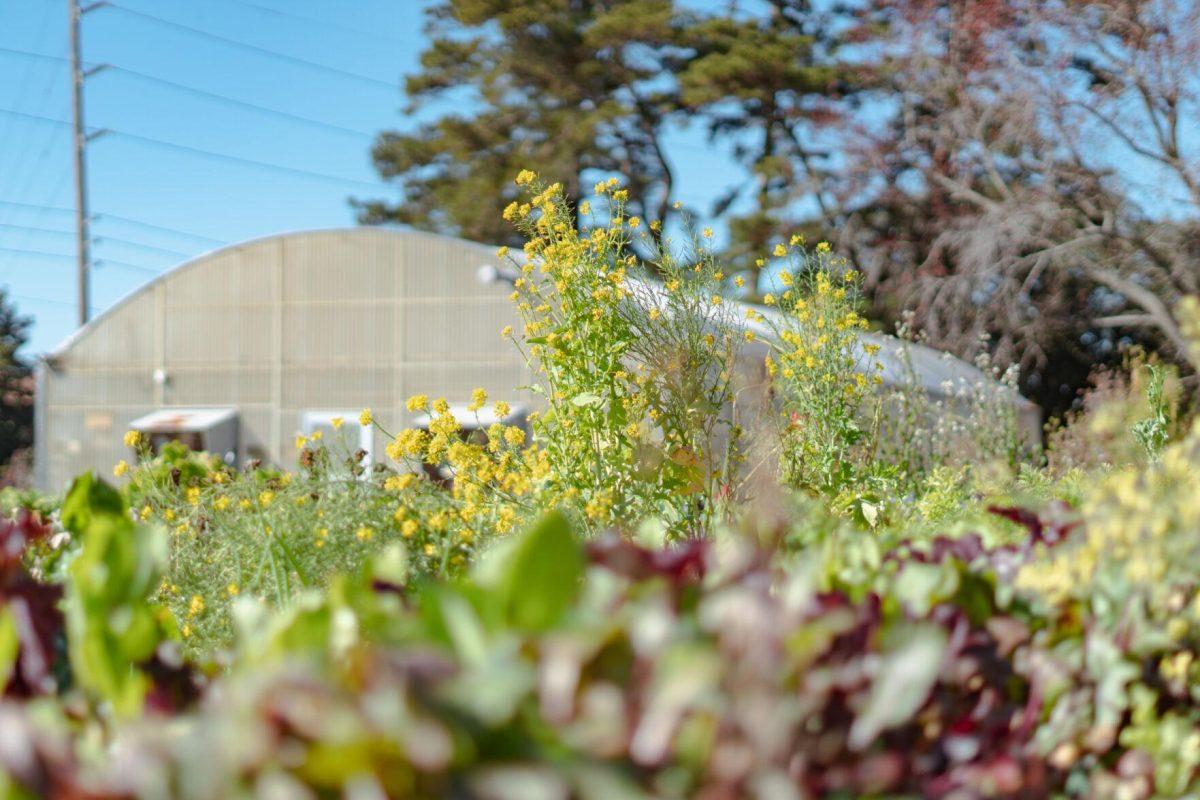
[0,106,383,190]
[0,245,155,274]
[91,236,189,259]
[0,246,80,261]
[96,214,224,246]
[213,0,409,46]
[0,198,225,246]
[111,128,383,189]
[0,47,375,139]
[104,4,398,91]
[6,291,99,315]
[92,259,159,275]
[107,66,374,139]
[0,2,60,196]
[0,221,75,238]
[0,221,191,258]
[0,166,73,286]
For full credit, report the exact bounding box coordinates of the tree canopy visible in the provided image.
[363,0,1200,416]
[358,0,695,246]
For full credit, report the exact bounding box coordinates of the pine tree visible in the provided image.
[359,0,691,246]
[0,289,34,470]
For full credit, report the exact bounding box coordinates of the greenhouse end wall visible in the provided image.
[35,228,531,492]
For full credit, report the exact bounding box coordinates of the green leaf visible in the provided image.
[571,393,603,408]
[849,623,947,750]
[373,543,409,587]
[61,474,168,717]
[893,562,958,617]
[0,608,16,691]
[498,511,583,632]
[60,472,125,537]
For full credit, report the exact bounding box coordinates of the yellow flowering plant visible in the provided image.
[757,242,882,498]
[499,172,741,537]
[123,420,535,654]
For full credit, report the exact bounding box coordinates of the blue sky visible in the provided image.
[0,0,744,355]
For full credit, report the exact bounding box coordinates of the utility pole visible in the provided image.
[69,0,90,327]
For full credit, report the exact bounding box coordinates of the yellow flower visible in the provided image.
[356,526,374,542]
[501,325,514,338]
[188,595,205,617]
[359,408,374,426]
[773,244,787,257]
[514,169,537,186]
[227,583,239,597]
[401,519,419,537]
[406,394,429,412]
[816,241,831,253]
[333,416,346,430]
[734,276,745,288]
[214,496,231,512]
[123,430,143,448]
[702,227,713,239]
[744,331,755,342]
[494,400,511,418]
[258,490,275,507]
[139,505,152,521]
[496,246,509,259]
[468,387,488,412]
[628,216,641,229]
[764,293,776,305]
[789,234,804,246]
[295,434,307,450]
[186,487,200,505]
[113,460,129,477]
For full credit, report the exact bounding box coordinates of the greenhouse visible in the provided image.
[34,227,1038,491]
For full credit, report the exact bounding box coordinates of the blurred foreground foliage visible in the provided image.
[6,418,1200,797]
